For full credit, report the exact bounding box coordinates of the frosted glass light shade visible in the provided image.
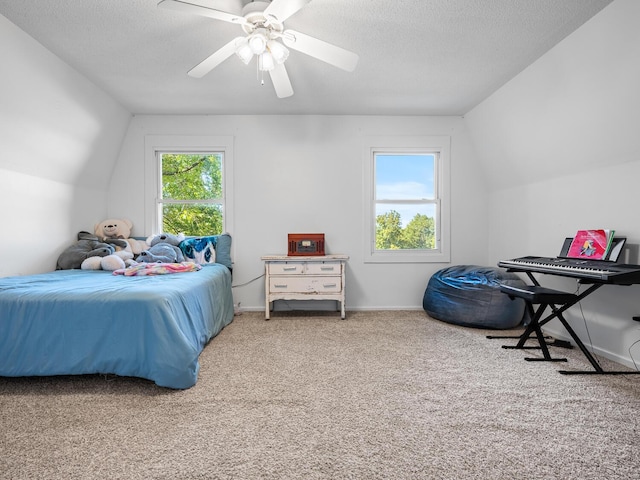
[267,40,289,64]
[235,40,253,64]
[258,52,275,71]
[249,33,267,55]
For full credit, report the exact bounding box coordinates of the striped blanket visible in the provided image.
[113,262,202,276]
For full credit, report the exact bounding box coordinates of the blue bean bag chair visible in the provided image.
[423,265,526,329]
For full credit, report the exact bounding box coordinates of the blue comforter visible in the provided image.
[0,265,234,389]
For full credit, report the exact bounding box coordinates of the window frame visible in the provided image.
[144,135,234,236]
[363,135,450,263]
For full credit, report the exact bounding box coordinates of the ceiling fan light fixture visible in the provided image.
[258,51,275,71]
[267,40,289,64]
[160,0,359,99]
[235,39,254,64]
[248,31,267,55]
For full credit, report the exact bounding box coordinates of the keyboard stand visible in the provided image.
[496,280,640,374]
[497,285,576,363]
[486,331,573,348]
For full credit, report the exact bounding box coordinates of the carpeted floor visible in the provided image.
[1,310,639,479]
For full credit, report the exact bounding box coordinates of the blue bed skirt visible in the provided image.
[0,265,234,389]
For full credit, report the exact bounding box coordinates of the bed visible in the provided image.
[0,236,234,389]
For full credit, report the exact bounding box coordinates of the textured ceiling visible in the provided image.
[0,0,613,115]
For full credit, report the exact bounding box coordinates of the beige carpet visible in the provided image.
[1,310,639,480]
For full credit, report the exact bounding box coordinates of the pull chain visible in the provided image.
[256,56,265,85]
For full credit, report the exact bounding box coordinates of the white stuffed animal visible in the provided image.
[81,250,136,271]
[94,218,148,255]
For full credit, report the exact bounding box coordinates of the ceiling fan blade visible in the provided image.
[158,0,247,26]
[207,0,244,15]
[263,0,311,24]
[188,37,244,78]
[269,63,294,98]
[282,29,359,72]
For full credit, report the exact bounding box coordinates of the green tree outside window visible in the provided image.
[161,153,224,236]
[376,210,435,250]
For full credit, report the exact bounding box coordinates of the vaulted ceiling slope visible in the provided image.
[0,0,613,115]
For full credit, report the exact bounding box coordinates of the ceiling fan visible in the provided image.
[158,0,359,98]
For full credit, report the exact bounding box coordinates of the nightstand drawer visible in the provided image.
[268,263,305,275]
[269,276,342,293]
[305,262,342,275]
[268,262,342,276]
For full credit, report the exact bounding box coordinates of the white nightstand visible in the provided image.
[261,255,348,320]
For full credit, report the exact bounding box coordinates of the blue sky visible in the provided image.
[376,154,435,200]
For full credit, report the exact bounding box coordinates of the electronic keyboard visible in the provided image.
[498,256,640,284]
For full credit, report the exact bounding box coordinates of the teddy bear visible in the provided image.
[55,231,135,271]
[135,245,184,264]
[81,249,136,271]
[135,232,185,264]
[56,231,118,270]
[94,218,148,255]
[147,232,185,248]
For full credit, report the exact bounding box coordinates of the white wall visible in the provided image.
[0,14,131,276]
[465,0,640,368]
[109,115,488,310]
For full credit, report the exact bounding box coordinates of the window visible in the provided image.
[363,136,450,263]
[159,152,224,236]
[145,136,234,236]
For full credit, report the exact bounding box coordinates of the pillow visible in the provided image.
[179,233,232,270]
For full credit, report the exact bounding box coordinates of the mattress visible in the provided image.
[0,265,234,389]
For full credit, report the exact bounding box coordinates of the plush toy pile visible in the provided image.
[57,218,194,271]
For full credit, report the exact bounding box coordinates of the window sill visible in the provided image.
[364,250,450,264]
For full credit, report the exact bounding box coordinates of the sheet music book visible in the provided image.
[559,236,626,262]
[567,229,615,260]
